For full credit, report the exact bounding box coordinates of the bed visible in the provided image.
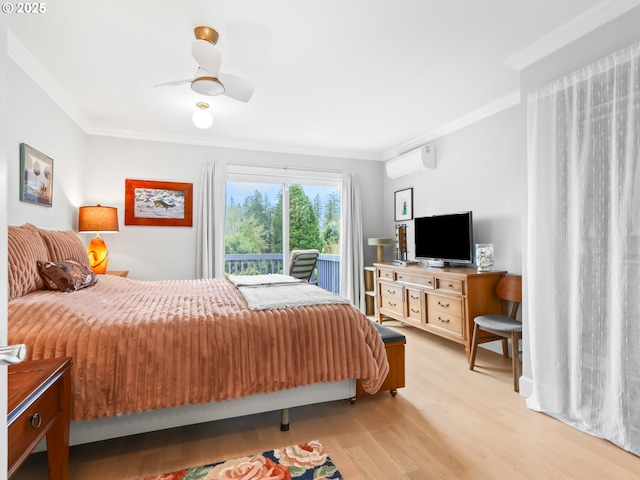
[7,224,389,445]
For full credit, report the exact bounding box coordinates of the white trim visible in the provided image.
[382,91,521,161]
[7,31,90,128]
[87,126,382,162]
[505,0,640,71]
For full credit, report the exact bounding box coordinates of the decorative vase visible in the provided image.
[476,243,494,272]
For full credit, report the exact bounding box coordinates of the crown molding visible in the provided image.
[505,0,640,71]
[86,125,382,161]
[382,91,521,161]
[7,30,90,128]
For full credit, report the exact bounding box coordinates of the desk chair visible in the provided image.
[469,275,523,392]
[289,249,319,282]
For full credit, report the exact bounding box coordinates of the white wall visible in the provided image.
[85,136,386,280]
[6,61,87,229]
[384,104,525,275]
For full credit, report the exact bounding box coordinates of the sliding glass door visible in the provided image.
[224,169,341,291]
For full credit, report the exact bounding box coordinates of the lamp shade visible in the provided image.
[78,205,119,233]
[78,205,119,274]
[368,237,393,264]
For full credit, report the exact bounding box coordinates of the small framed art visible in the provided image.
[124,179,193,227]
[394,187,413,221]
[20,143,53,207]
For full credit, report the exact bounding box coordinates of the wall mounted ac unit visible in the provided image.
[385,145,436,179]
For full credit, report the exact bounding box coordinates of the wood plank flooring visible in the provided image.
[13,321,640,479]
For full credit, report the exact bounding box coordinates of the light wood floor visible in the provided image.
[14,321,640,479]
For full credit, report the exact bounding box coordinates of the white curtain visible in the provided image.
[340,170,365,309]
[196,160,226,278]
[527,42,640,455]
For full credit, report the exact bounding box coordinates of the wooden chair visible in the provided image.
[288,249,319,282]
[469,275,523,392]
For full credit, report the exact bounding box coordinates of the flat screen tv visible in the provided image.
[414,211,474,266]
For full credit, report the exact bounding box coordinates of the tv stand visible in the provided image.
[374,263,506,362]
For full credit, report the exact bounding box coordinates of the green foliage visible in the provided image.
[226,183,340,256]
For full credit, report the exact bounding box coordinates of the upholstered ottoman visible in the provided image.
[356,321,406,397]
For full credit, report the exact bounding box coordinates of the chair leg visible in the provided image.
[501,339,509,358]
[469,323,480,370]
[511,333,520,393]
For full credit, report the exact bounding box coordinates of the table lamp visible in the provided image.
[78,205,119,274]
[368,237,393,264]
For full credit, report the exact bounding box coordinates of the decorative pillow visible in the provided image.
[8,224,49,300]
[38,228,90,267]
[37,260,99,292]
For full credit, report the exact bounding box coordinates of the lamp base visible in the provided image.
[377,245,384,264]
[87,236,109,274]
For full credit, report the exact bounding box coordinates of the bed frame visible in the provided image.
[65,379,355,447]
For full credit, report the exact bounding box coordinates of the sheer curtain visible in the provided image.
[340,170,365,309]
[527,42,640,455]
[196,160,226,278]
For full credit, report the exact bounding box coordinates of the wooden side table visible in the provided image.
[104,270,129,277]
[8,357,72,480]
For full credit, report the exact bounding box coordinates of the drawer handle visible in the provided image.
[447,283,453,288]
[411,308,420,313]
[438,316,450,324]
[29,413,42,429]
[388,301,397,307]
[387,289,396,295]
[410,294,419,300]
[437,301,450,308]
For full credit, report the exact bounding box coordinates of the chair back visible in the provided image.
[289,249,320,282]
[496,275,522,319]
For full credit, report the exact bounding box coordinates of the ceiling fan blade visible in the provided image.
[219,73,254,102]
[191,39,222,77]
[154,79,193,87]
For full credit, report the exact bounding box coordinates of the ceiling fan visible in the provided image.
[155,26,254,103]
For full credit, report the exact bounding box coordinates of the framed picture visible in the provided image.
[125,179,193,227]
[20,143,53,207]
[394,188,413,221]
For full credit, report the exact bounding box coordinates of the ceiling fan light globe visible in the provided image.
[192,109,213,129]
[191,77,225,96]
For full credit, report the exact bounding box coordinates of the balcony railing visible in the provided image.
[225,253,340,294]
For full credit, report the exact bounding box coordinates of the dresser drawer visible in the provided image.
[436,277,463,294]
[427,294,463,317]
[380,295,404,316]
[428,310,463,336]
[8,378,62,470]
[379,282,403,301]
[377,267,395,280]
[405,287,423,321]
[396,272,434,289]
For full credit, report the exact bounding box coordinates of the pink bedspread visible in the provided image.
[8,276,388,421]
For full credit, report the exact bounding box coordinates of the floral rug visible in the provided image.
[142,440,344,480]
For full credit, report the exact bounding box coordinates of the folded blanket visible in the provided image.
[228,274,303,287]
[239,282,351,310]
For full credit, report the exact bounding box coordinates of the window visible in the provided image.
[224,166,341,291]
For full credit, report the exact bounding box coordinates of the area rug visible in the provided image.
[142,440,344,479]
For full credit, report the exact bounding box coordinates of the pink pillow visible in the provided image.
[8,224,49,300]
[38,228,90,267]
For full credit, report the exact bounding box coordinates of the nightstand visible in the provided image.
[8,357,72,480]
[105,270,129,277]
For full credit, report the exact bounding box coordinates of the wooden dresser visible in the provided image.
[8,357,72,480]
[375,263,506,361]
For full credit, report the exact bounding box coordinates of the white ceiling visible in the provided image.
[7,0,633,160]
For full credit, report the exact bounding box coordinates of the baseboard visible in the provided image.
[519,375,533,398]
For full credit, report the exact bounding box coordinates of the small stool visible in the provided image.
[356,321,406,397]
